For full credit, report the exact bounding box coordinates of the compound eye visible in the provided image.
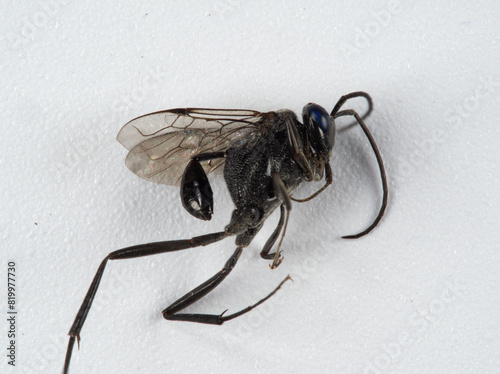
[302,103,336,157]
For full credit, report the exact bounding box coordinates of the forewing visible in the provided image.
[117,108,266,186]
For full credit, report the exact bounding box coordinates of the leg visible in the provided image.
[163,247,293,324]
[285,114,315,181]
[268,172,293,269]
[260,204,285,260]
[291,161,333,203]
[221,274,292,322]
[64,231,228,374]
[163,246,243,323]
[334,109,388,239]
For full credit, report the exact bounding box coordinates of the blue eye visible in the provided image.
[302,103,336,157]
[311,107,330,133]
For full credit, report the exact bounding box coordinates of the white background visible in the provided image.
[1,1,499,373]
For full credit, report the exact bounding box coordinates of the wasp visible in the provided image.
[63,91,387,373]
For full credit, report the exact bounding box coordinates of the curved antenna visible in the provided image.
[331,91,373,131]
[334,108,388,239]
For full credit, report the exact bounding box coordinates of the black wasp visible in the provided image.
[63,91,387,373]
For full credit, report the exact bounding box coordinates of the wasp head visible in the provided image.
[302,103,336,161]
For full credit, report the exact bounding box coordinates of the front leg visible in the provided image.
[267,171,293,269]
[260,204,285,260]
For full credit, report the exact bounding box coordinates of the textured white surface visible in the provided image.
[1,1,499,373]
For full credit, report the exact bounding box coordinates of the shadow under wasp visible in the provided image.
[63,91,388,373]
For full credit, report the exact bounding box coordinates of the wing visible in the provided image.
[117,108,268,186]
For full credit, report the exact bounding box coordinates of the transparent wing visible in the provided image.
[117,108,267,186]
